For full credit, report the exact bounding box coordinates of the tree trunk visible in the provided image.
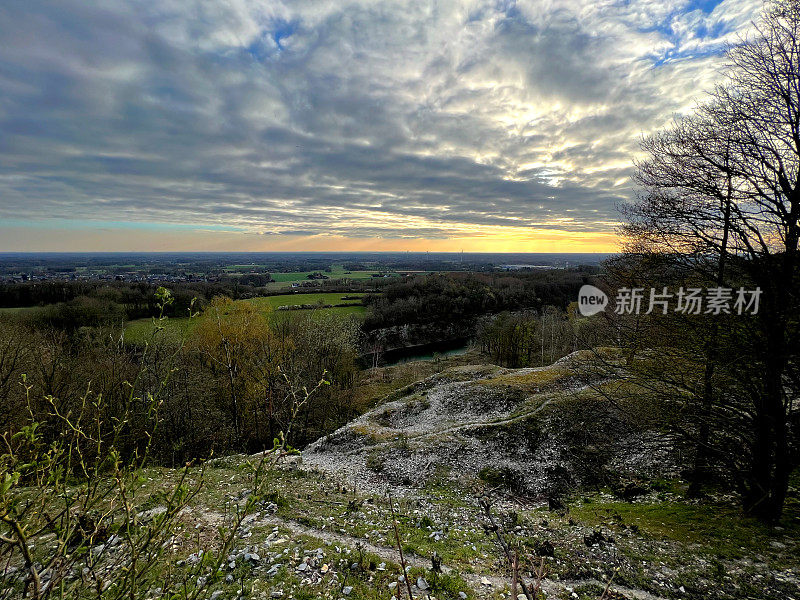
[746,272,791,522]
[689,193,731,497]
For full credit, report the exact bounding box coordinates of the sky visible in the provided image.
[0,0,762,252]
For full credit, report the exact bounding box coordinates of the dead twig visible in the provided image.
[598,568,618,600]
[479,497,536,600]
[388,492,414,600]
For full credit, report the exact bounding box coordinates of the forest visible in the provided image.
[0,268,596,463]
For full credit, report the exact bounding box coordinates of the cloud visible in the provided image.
[0,0,763,250]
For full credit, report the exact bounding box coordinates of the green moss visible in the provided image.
[366,451,385,472]
[478,366,570,390]
[569,494,800,563]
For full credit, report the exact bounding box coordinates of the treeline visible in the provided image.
[363,270,596,330]
[591,254,800,522]
[606,0,800,522]
[476,306,607,368]
[0,279,277,324]
[0,293,361,465]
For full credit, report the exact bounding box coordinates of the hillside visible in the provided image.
[2,355,798,600]
[304,351,673,496]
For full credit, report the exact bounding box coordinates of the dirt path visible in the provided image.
[267,514,432,570]
[195,502,667,600]
[256,514,668,600]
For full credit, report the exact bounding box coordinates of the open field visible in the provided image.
[123,315,196,344]
[123,292,367,344]
[247,292,366,312]
[0,306,40,314]
[223,264,394,285]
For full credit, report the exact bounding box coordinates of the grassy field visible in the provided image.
[124,316,196,344]
[0,306,41,314]
[247,292,365,311]
[220,265,396,290]
[261,267,397,290]
[124,293,367,344]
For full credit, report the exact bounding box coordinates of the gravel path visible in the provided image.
[258,514,670,600]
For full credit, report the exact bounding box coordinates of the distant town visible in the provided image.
[0,251,610,286]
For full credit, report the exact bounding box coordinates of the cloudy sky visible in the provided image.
[0,0,762,252]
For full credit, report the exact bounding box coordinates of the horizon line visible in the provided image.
[0,250,617,255]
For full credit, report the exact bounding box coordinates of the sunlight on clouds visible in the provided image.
[0,0,764,251]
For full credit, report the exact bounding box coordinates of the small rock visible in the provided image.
[480,577,492,586]
[459,593,467,599]
[417,577,429,591]
[342,586,353,596]
[210,591,223,600]
[584,530,613,547]
[770,541,786,549]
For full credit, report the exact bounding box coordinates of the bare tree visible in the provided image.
[623,0,800,521]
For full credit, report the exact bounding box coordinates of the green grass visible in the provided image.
[0,306,44,314]
[31,452,799,600]
[253,267,400,290]
[123,293,368,344]
[568,491,800,561]
[123,317,197,344]
[247,292,366,312]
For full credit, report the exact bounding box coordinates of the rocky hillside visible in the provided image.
[4,353,797,600]
[304,351,675,498]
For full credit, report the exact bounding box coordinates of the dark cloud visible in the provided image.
[0,0,761,242]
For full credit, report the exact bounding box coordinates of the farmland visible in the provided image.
[220,263,396,289]
[246,292,367,313]
[259,268,398,290]
[123,292,367,344]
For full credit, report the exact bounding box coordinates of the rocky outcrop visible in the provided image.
[303,351,677,496]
